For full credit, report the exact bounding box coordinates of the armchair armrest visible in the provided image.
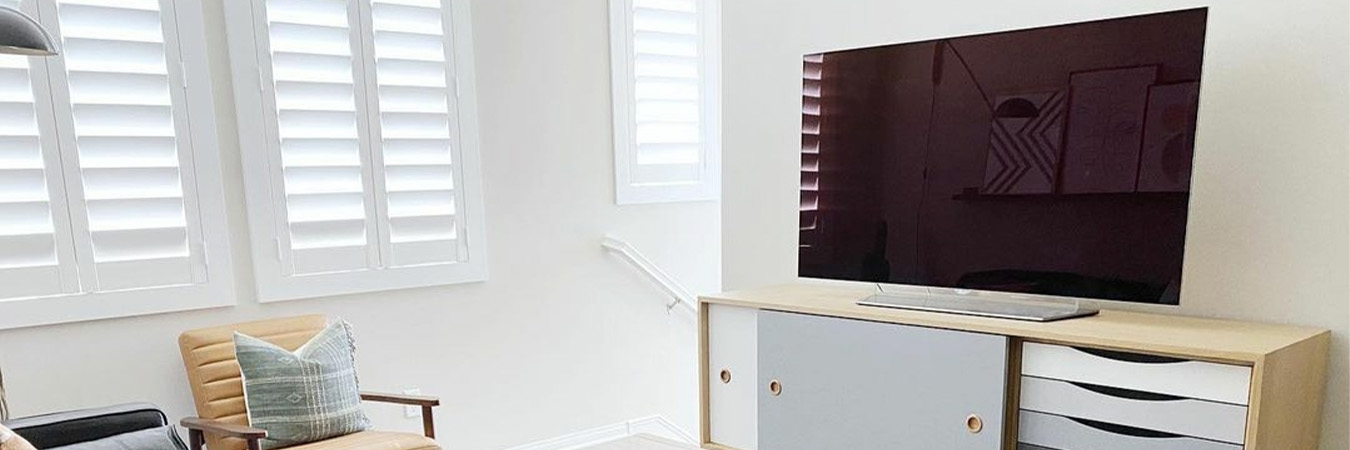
[180,417,267,439]
[359,391,440,439]
[180,417,265,450]
[359,391,440,407]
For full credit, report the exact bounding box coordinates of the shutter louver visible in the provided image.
[0,22,67,299]
[263,0,374,275]
[630,0,703,186]
[368,0,460,266]
[51,0,198,290]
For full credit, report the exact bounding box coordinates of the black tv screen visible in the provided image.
[798,9,1207,305]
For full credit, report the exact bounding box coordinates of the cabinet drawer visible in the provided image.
[1019,410,1242,450]
[1020,376,1247,444]
[707,304,757,450]
[1022,342,1251,405]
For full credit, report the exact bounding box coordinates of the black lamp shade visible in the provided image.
[0,6,57,56]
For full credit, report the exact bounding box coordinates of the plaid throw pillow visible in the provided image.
[235,320,371,449]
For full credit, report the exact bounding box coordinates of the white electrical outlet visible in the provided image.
[403,388,421,418]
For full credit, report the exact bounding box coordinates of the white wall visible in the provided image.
[0,0,716,448]
[721,1,1349,449]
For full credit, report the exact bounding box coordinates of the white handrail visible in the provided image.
[601,235,697,312]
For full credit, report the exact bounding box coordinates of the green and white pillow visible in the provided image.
[235,320,371,449]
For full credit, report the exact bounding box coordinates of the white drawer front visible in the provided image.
[1022,342,1252,405]
[1019,410,1242,450]
[1020,376,1248,444]
[708,304,757,450]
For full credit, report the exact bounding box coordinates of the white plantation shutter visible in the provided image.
[610,0,720,204]
[365,0,463,267]
[0,0,76,300]
[0,0,234,329]
[632,0,701,184]
[43,0,204,290]
[227,0,487,301]
[261,0,376,275]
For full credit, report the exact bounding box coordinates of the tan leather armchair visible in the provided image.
[178,315,441,450]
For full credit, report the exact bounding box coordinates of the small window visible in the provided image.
[224,0,487,302]
[0,0,234,329]
[609,0,721,204]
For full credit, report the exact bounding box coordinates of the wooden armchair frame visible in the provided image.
[181,392,441,450]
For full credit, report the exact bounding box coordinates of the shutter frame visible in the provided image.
[226,0,487,302]
[610,0,721,205]
[0,0,236,330]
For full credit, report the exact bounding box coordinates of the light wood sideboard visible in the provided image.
[698,284,1331,450]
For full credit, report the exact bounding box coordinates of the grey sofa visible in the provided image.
[2,403,185,450]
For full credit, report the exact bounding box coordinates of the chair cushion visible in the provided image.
[281,431,438,450]
[46,426,184,450]
[235,320,371,449]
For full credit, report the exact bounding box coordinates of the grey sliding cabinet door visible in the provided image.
[758,310,1008,449]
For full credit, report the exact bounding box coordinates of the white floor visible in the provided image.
[580,434,699,450]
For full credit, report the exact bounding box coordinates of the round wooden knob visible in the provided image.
[769,379,783,396]
[965,414,983,434]
[719,369,732,384]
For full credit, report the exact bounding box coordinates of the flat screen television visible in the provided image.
[798,9,1208,306]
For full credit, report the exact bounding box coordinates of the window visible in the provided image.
[609,0,720,204]
[0,0,233,329]
[224,0,487,302]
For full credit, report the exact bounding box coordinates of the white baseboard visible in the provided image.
[506,416,696,450]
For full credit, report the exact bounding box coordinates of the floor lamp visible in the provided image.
[0,4,57,422]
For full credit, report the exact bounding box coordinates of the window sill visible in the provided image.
[0,282,234,330]
[254,260,489,303]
